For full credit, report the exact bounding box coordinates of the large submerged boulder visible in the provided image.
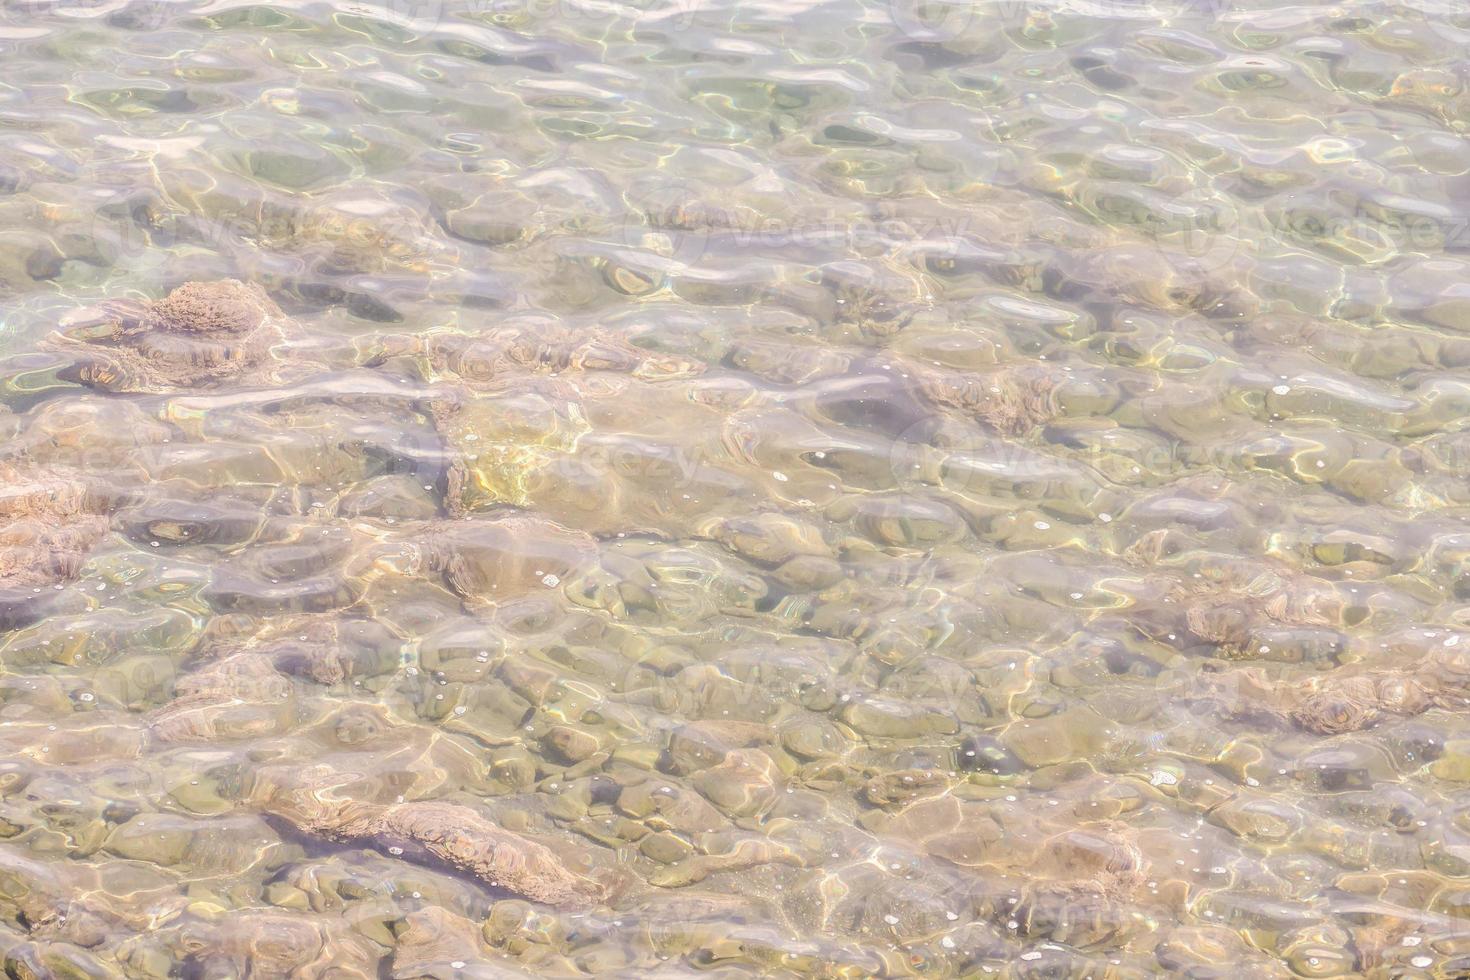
[252,765,606,909]
[44,279,296,390]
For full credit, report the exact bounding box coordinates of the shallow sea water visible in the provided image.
[2,0,1470,976]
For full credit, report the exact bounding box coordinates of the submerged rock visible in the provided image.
[44,280,298,391]
[134,908,382,979]
[1290,676,1433,736]
[365,513,600,604]
[390,906,495,979]
[431,385,588,515]
[360,318,703,384]
[254,768,605,908]
[0,466,108,591]
[1204,642,1470,736]
[910,361,1062,435]
[147,689,297,744]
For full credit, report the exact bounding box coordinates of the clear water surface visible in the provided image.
[1,0,1470,976]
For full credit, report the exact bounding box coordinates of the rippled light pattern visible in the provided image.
[1,0,1469,976]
